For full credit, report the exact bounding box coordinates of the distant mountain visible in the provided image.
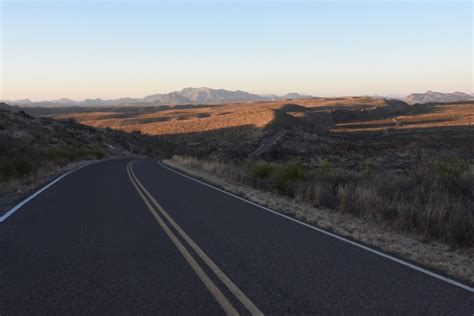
[143,87,267,104]
[280,92,313,99]
[3,87,314,107]
[260,92,314,100]
[6,99,34,105]
[405,91,474,104]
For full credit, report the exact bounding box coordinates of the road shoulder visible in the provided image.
[163,159,474,285]
[0,159,107,220]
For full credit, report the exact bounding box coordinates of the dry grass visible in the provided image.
[165,155,474,283]
[167,156,474,247]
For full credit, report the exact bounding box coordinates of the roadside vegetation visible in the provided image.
[0,146,105,183]
[168,155,474,247]
[0,105,177,196]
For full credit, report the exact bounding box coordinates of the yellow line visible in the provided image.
[126,162,239,316]
[128,161,263,316]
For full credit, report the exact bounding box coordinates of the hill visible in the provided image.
[405,91,473,104]
[0,103,179,200]
[36,97,474,170]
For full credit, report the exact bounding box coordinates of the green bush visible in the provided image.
[39,146,105,165]
[432,160,468,179]
[319,160,332,175]
[0,159,33,182]
[251,163,273,179]
[92,148,105,159]
[361,162,377,174]
[15,159,33,176]
[274,160,304,193]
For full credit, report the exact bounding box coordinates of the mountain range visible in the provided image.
[405,91,474,104]
[3,88,312,107]
[3,88,473,107]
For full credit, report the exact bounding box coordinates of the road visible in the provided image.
[1,159,472,314]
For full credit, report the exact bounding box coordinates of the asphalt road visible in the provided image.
[1,159,472,314]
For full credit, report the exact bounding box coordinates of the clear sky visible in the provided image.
[1,0,472,101]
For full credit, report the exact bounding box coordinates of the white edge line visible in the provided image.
[156,160,474,293]
[0,160,103,223]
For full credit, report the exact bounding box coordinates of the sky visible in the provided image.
[1,0,472,101]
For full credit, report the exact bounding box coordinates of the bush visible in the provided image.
[251,163,273,179]
[319,160,332,175]
[0,159,33,182]
[361,162,376,174]
[432,160,468,179]
[39,146,105,165]
[274,160,304,194]
[14,159,33,176]
[92,148,105,159]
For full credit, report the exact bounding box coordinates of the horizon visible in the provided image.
[1,86,473,103]
[1,1,473,101]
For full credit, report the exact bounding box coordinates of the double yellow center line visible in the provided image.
[127,161,263,316]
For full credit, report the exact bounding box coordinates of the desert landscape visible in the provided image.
[2,1,473,312]
[29,96,473,171]
[10,93,473,250]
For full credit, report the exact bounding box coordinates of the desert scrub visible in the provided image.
[360,162,377,174]
[250,163,273,179]
[318,160,332,175]
[0,159,33,182]
[167,155,474,247]
[432,159,468,180]
[39,146,104,165]
[273,160,304,195]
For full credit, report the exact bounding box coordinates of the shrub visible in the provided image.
[251,163,273,179]
[361,162,377,174]
[39,146,105,165]
[14,159,33,177]
[295,181,336,208]
[432,160,468,179]
[274,160,304,194]
[0,159,33,182]
[92,148,105,159]
[319,160,332,175]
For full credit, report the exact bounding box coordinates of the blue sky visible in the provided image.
[1,0,472,100]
